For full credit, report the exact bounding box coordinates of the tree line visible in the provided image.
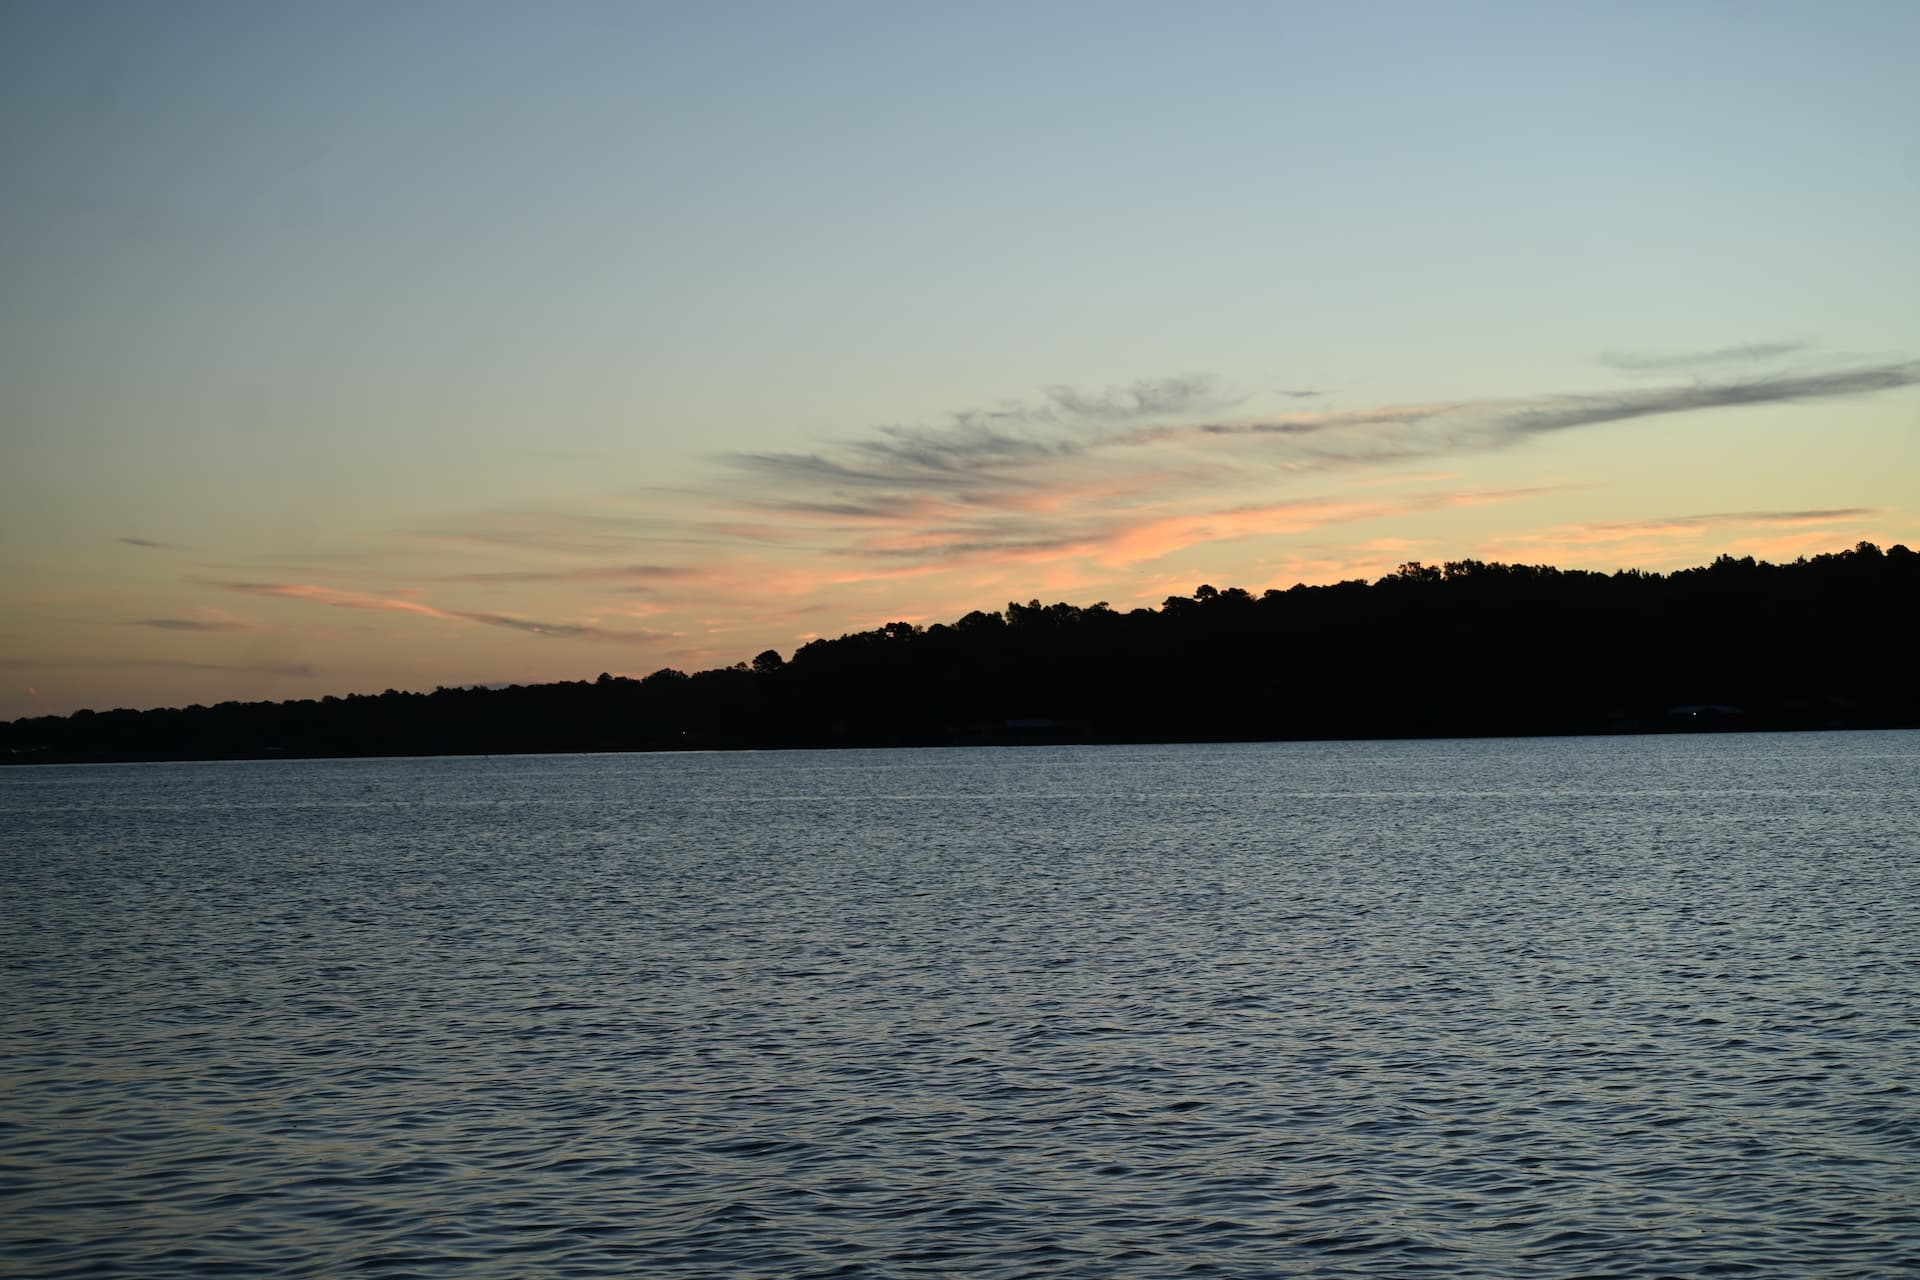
[4,542,1915,763]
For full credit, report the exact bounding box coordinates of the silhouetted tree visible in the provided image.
[5,543,1915,762]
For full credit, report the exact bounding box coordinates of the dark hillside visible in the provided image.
[5,543,1915,763]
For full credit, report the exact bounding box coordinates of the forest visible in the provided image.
[4,542,1915,764]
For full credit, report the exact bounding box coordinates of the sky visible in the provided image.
[3,1,1917,720]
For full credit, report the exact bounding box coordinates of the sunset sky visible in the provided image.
[4,1,1917,720]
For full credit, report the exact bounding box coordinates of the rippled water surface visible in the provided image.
[4,733,1918,1277]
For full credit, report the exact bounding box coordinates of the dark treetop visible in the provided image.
[5,542,1915,764]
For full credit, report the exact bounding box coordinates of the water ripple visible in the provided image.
[3,733,1917,1276]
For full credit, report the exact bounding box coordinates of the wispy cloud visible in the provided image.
[119,536,176,550]
[407,358,1913,614]
[1599,341,1812,372]
[1193,362,1920,463]
[838,485,1561,569]
[1033,375,1228,422]
[728,375,1234,491]
[716,359,1915,529]
[428,564,698,586]
[1590,507,1874,535]
[424,360,1914,595]
[211,581,582,635]
[1496,365,1920,435]
[212,581,453,618]
[1482,510,1873,552]
[204,581,662,644]
[160,354,1907,680]
[130,617,257,632]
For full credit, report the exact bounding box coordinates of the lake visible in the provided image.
[3,732,1917,1277]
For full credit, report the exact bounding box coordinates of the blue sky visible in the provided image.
[4,1,1917,718]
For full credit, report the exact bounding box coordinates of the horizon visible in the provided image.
[5,538,1905,724]
[6,3,1918,720]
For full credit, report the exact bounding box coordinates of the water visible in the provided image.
[3,732,1917,1278]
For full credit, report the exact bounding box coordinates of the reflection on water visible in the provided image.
[3,732,1917,1277]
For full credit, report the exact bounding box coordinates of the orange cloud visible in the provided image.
[177,361,1905,699]
[206,581,658,643]
[820,484,1556,575]
[221,582,453,618]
